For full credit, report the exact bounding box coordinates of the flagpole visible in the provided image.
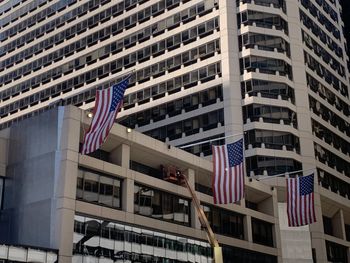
[255,168,317,181]
[179,132,244,149]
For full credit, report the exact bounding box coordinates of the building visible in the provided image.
[340,0,350,53]
[0,0,349,262]
[0,106,281,263]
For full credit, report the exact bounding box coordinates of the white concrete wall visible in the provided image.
[278,202,313,263]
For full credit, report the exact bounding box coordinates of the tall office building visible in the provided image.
[0,0,350,262]
[340,0,350,52]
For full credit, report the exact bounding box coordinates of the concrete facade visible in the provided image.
[0,106,281,263]
[0,0,350,262]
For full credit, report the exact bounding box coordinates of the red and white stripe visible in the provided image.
[287,177,316,227]
[212,145,244,204]
[81,88,122,155]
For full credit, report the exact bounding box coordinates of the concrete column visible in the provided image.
[54,106,81,263]
[122,176,134,213]
[109,143,130,168]
[187,168,201,230]
[244,215,253,242]
[332,209,346,240]
[258,196,274,216]
[270,187,282,262]
[109,143,133,213]
[219,0,245,142]
[113,143,133,213]
[309,189,327,263]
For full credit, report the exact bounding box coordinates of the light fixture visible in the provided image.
[126,127,132,133]
[87,112,93,118]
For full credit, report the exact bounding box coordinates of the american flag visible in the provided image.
[81,77,130,155]
[287,174,316,227]
[212,138,244,204]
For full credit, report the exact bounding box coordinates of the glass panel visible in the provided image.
[99,176,113,207]
[76,170,84,200]
[83,171,99,203]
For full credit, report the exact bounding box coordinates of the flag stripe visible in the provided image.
[217,146,222,204]
[287,179,291,226]
[212,147,218,204]
[81,78,129,155]
[286,174,316,227]
[212,138,244,205]
[92,90,110,153]
[91,90,110,152]
[235,165,239,202]
[221,146,227,204]
[88,90,108,153]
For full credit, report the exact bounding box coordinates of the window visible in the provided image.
[0,177,3,209]
[222,244,277,263]
[202,204,244,239]
[300,10,343,59]
[242,104,298,128]
[323,216,333,236]
[244,129,300,153]
[239,33,290,57]
[143,109,224,143]
[73,214,213,261]
[236,0,286,13]
[0,21,220,107]
[314,143,350,176]
[77,168,122,209]
[252,218,274,247]
[238,10,288,34]
[134,184,190,226]
[241,79,295,103]
[345,224,350,242]
[246,156,302,176]
[326,241,348,263]
[240,56,293,80]
[312,120,350,156]
[309,96,350,137]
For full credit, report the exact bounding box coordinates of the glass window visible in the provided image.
[99,176,114,207]
[202,204,244,239]
[0,177,3,209]
[252,218,274,247]
[77,168,122,209]
[83,171,99,203]
[134,184,190,226]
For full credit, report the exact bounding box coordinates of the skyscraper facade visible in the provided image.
[0,0,350,262]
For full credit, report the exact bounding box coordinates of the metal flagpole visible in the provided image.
[179,132,244,149]
[255,168,317,181]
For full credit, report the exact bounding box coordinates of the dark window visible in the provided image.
[241,79,295,103]
[238,10,288,34]
[246,156,302,176]
[252,218,274,247]
[77,168,122,209]
[326,241,348,263]
[134,184,190,226]
[202,203,244,239]
[0,177,3,209]
[244,129,300,153]
[222,244,277,263]
[345,224,350,242]
[242,104,298,128]
[323,216,333,236]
